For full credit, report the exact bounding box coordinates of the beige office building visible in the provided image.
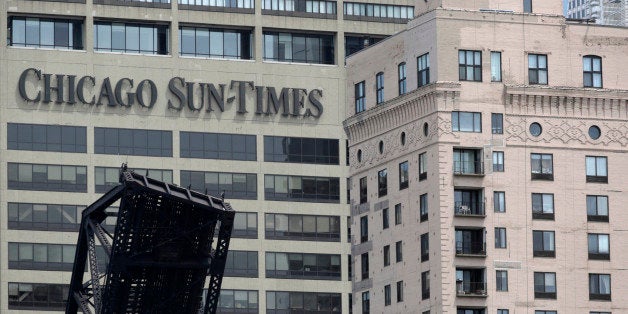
[0,0,415,312]
[345,1,627,314]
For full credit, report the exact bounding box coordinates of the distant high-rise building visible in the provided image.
[567,0,627,26]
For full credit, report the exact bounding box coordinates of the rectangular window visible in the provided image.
[8,242,75,271]
[532,193,555,220]
[382,208,389,229]
[8,123,86,153]
[343,2,414,21]
[583,55,603,88]
[359,176,367,204]
[360,216,368,243]
[587,195,609,222]
[531,153,553,180]
[523,0,532,12]
[493,151,504,172]
[589,274,611,300]
[497,310,509,314]
[533,230,556,257]
[458,50,482,81]
[394,203,402,225]
[421,271,430,299]
[232,212,258,239]
[215,290,258,312]
[266,291,340,312]
[396,281,403,302]
[588,233,610,260]
[224,250,258,277]
[7,163,87,193]
[420,194,428,221]
[96,166,172,193]
[455,228,485,255]
[378,169,387,197]
[398,63,407,95]
[9,16,83,50]
[383,245,390,266]
[263,174,339,203]
[398,161,409,190]
[361,253,369,280]
[262,0,336,14]
[420,233,429,262]
[494,191,506,212]
[495,227,507,248]
[491,51,502,82]
[8,282,70,311]
[180,0,254,8]
[345,35,384,57]
[179,26,252,59]
[534,272,557,299]
[496,270,508,291]
[265,252,340,280]
[264,136,339,164]
[355,81,366,113]
[8,202,83,232]
[528,54,548,85]
[184,132,257,161]
[182,170,257,200]
[384,284,391,306]
[418,152,427,180]
[265,213,340,241]
[395,241,402,262]
[263,31,334,65]
[94,21,168,55]
[451,111,482,132]
[94,127,173,157]
[361,291,369,314]
[586,156,608,183]
[376,72,384,104]
[417,53,430,87]
[491,113,503,134]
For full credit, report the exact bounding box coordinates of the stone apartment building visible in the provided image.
[344,1,627,314]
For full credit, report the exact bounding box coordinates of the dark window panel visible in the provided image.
[182,132,256,161]
[94,127,172,157]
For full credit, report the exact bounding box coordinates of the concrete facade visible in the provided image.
[345,2,627,314]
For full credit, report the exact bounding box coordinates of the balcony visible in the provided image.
[454,202,485,217]
[456,268,487,297]
[456,241,486,256]
[453,161,484,175]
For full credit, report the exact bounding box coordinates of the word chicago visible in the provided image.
[18,68,324,118]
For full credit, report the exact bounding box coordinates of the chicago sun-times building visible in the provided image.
[0,0,414,312]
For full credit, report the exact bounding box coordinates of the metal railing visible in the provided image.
[453,161,484,175]
[456,281,487,296]
[454,202,485,216]
[456,241,486,255]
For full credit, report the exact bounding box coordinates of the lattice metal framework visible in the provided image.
[66,167,235,314]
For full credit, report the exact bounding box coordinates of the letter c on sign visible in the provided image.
[18,68,42,102]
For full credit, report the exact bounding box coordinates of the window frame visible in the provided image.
[585,156,608,183]
[417,53,430,87]
[398,161,409,190]
[420,233,429,262]
[530,153,553,180]
[583,55,603,88]
[491,113,503,134]
[377,169,387,197]
[382,208,389,230]
[458,50,482,82]
[355,81,366,113]
[532,193,555,220]
[491,51,502,82]
[589,273,611,300]
[528,53,548,85]
[493,151,504,172]
[395,241,402,262]
[376,72,384,104]
[418,152,427,180]
[533,230,556,257]
[494,191,506,213]
[586,195,609,222]
[398,62,407,95]
[496,270,508,291]
[360,215,368,243]
[394,203,402,225]
[420,193,428,221]
[588,233,610,260]
[495,227,507,248]
[534,272,557,299]
[451,111,482,132]
[359,176,367,204]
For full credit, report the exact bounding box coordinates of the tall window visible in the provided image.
[417,53,430,87]
[491,51,502,82]
[523,0,532,12]
[451,111,482,132]
[495,227,507,248]
[359,176,367,204]
[589,274,611,300]
[179,26,252,59]
[583,55,602,88]
[491,113,503,134]
[378,169,387,197]
[534,272,557,299]
[588,233,610,260]
[496,270,508,291]
[360,253,369,280]
[376,72,384,104]
[458,50,482,82]
[355,81,366,113]
[418,152,427,180]
[528,54,548,85]
[382,208,389,229]
[263,32,334,64]
[394,203,402,225]
[383,245,390,266]
[384,284,391,306]
[587,195,608,222]
[398,62,407,95]
[420,193,428,221]
[9,16,83,50]
[421,271,430,299]
[532,193,555,219]
[420,233,429,262]
[396,281,404,302]
[395,241,402,262]
[531,153,553,180]
[398,161,409,190]
[533,230,556,257]
[494,191,506,212]
[360,216,368,243]
[493,151,504,172]
[361,291,369,314]
[94,21,169,55]
[585,156,608,183]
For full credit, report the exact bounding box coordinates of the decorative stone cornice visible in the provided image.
[343,82,461,145]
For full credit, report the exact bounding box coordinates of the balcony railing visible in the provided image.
[532,210,554,220]
[454,202,485,216]
[453,161,484,175]
[456,241,486,256]
[456,281,487,296]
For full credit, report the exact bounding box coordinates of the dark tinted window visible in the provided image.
[8,282,69,311]
[263,32,334,65]
[8,123,86,153]
[266,291,341,312]
[95,167,173,193]
[180,170,257,200]
[265,252,341,280]
[8,163,87,192]
[7,202,84,232]
[94,21,168,55]
[264,174,340,203]
[265,213,340,242]
[224,251,258,277]
[179,26,252,59]
[94,127,172,157]
[9,16,83,49]
[8,242,75,271]
[182,132,256,161]
[264,136,338,164]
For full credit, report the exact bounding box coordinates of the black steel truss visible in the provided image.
[67,167,235,314]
